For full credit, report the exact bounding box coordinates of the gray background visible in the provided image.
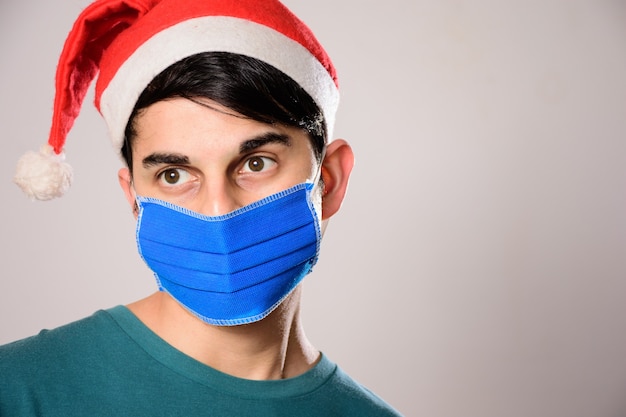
[2,1,626,416]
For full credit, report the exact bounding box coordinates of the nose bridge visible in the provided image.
[199,175,239,217]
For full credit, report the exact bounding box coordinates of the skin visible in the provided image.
[118,97,354,380]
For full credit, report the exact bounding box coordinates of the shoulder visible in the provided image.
[0,308,121,365]
[0,308,124,394]
[318,357,404,417]
[0,308,135,415]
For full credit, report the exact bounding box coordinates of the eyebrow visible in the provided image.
[239,132,291,154]
[142,153,190,168]
[141,132,292,169]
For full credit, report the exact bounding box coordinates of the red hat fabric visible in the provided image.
[14,0,339,200]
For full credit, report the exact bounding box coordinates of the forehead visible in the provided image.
[131,98,314,156]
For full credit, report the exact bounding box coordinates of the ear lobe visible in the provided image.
[118,168,138,218]
[320,139,354,220]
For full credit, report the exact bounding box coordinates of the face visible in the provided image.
[122,97,318,216]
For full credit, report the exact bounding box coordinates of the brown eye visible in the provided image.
[242,156,276,173]
[158,168,190,185]
[247,157,265,172]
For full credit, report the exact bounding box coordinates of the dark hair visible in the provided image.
[121,52,326,171]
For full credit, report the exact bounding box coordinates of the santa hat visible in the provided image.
[14,0,339,201]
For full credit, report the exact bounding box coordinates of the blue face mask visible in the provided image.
[135,180,322,326]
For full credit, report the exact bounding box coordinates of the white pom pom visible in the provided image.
[14,145,73,201]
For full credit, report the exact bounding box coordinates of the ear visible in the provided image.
[320,139,354,221]
[118,167,138,219]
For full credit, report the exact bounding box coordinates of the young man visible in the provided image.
[3,0,402,415]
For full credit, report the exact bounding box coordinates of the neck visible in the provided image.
[127,286,319,380]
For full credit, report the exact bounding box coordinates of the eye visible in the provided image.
[241,156,276,173]
[158,168,191,186]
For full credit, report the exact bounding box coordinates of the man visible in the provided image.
[2,0,402,415]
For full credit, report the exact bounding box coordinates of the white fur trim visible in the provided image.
[100,16,339,150]
[14,145,73,201]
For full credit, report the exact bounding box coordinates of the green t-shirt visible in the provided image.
[0,306,402,416]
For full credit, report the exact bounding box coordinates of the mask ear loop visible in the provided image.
[305,147,327,228]
[131,182,142,216]
[309,146,327,189]
[308,147,327,256]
